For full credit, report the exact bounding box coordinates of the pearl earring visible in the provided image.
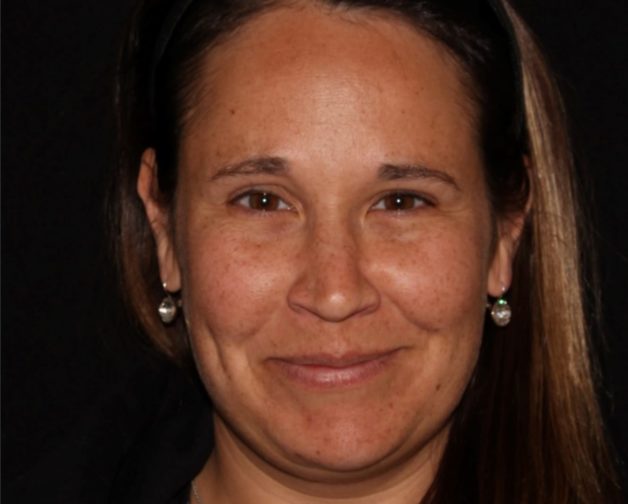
[489,286,512,327]
[158,283,181,324]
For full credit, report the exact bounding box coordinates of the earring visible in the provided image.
[489,287,512,327]
[158,283,180,324]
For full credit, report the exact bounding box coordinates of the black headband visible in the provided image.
[149,0,524,136]
[148,0,196,116]
[486,0,524,137]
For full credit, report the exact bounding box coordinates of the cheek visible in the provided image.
[178,219,296,343]
[370,223,490,331]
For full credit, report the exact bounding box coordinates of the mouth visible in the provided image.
[267,349,402,389]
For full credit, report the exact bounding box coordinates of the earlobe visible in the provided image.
[137,148,182,292]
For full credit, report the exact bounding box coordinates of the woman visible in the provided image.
[110,0,622,502]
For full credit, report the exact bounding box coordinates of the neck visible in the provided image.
[192,413,447,504]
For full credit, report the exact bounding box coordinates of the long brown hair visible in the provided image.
[109,0,622,501]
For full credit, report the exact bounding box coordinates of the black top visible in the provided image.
[9,349,213,504]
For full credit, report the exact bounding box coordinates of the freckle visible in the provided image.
[229,108,236,115]
[436,383,442,391]
[388,402,394,410]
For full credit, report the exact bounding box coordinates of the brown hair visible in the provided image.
[109,0,622,501]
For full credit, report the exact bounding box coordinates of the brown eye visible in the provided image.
[373,192,427,211]
[233,191,291,211]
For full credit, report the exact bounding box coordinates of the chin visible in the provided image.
[265,407,421,478]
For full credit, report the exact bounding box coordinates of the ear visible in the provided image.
[488,157,533,296]
[136,148,182,292]
[487,212,526,297]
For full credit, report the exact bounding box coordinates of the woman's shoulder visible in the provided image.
[11,343,213,504]
[105,351,213,503]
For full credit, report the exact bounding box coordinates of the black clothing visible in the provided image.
[9,350,213,504]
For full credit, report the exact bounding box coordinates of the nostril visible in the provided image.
[287,266,380,322]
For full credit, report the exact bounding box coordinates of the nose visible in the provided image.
[287,221,380,322]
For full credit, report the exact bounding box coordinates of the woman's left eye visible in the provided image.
[371,192,429,212]
[231,191,292,212]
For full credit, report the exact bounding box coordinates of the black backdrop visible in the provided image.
[3,0,628,500]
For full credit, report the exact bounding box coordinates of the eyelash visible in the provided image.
[230,190,431,213]
[370,192,431,212]
[230,191,293,212]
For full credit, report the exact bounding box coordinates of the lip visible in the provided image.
[268,349,401,389]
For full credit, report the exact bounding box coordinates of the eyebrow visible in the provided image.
[378,163,460,190]
[210,156,460,190]
[210,156,289,181]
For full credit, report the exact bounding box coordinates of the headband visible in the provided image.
[148,0,196,115]
[486,0,524,137]
[149,0,524,136]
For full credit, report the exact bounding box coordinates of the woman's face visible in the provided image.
[140,4,519,483]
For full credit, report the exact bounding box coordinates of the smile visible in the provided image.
[268,349,402,389]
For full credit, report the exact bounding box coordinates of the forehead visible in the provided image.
[180,4,480,172]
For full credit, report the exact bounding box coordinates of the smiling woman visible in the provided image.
[109,0,622,503]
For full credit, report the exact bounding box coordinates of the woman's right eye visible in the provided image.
[231,191,292,212]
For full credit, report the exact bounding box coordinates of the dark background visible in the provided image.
[3,0,628,500]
